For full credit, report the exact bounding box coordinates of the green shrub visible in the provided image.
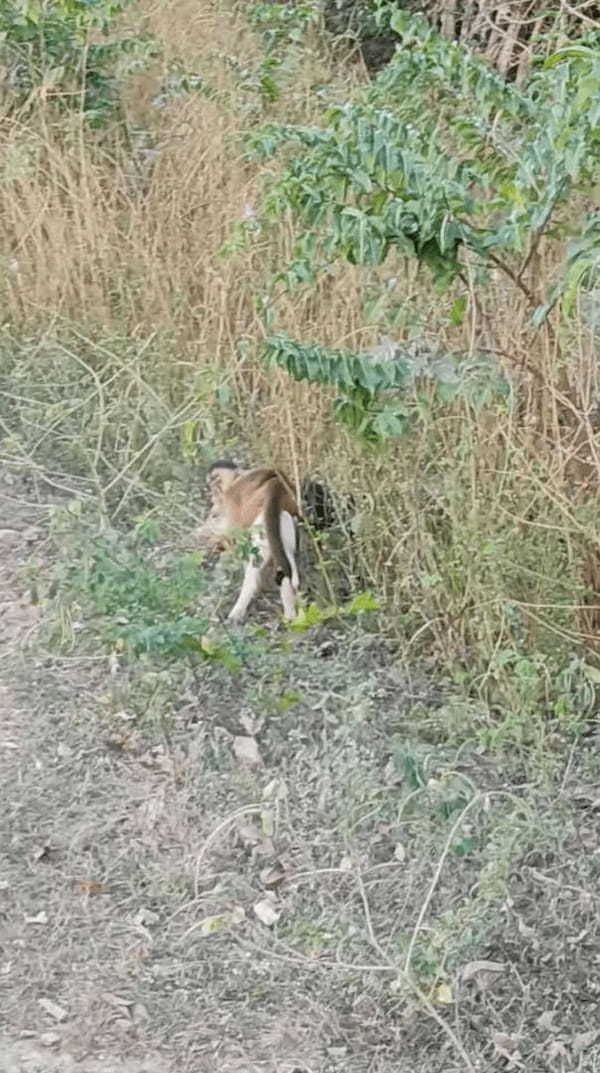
[1,0,158,125]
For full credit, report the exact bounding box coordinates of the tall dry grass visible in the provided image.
[1,0,599,681]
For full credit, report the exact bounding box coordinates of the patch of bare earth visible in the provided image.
[3,469,600,1073]
[0,478,171,1073]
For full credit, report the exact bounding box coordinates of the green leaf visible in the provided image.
[371,408,407,439]
[544,45,598,68]
[452,836,478,857]
[288,602,337,631]
[345,591,380,614]
[449,295,467,326]
[198,915,228,935]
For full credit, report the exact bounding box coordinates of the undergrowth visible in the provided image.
[0,1,598,735]
[2,7,600,1071]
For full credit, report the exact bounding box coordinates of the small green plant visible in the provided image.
[246,1,320,50]
[1,0,158,125]
[224,52,283,107]
[48,507,238,668]
[289,589,379,630]
[223,0,321,115]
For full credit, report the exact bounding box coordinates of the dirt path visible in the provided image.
[1,472,318,1073]
[0,475,171,1073]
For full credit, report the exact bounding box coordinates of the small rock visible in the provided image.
[134,907,159,927]
[233,735,262,768]
[39,1031,61,1047]
[26,911,48,925]
[132,1002,150,1023]
[38,997,68,1022]
[0,529,19,547]
[253,897,280,926]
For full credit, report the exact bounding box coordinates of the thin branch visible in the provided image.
[517,182,568,282]
[403,794,484,976]
[355,866,477,1073]
[487,251,535,303]
[560,0,600,26]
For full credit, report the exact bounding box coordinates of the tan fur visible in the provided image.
[197,463,300,622]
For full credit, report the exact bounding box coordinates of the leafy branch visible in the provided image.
[264,335,509,443]
[241,11,600,438]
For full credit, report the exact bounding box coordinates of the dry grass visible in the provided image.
[1,0,599,682]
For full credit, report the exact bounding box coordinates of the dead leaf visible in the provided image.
[101,992,132,1011]
[132,1002,150,1023]
[573,1028,600,1055]
[461,960,506,990]
[260,864,286,889]
[262,777,286,800]
[127,943,150,962]
[233,735,262,767]
[236,821,261,847]
[26,910,48,925]
[492,1032,517,1053]
[546,1040,569,1062]
[105,734,131,754]
[32,844,51,863]
[38,998,68,1023]
[492,1032,523,1066]
[462,960,506,981]
[394,842,406,862]
[517,915,536,940]
[537,1010,559,1033]
[76,880,106,896]
[253,898,280,926]
[435,982,453,1004]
